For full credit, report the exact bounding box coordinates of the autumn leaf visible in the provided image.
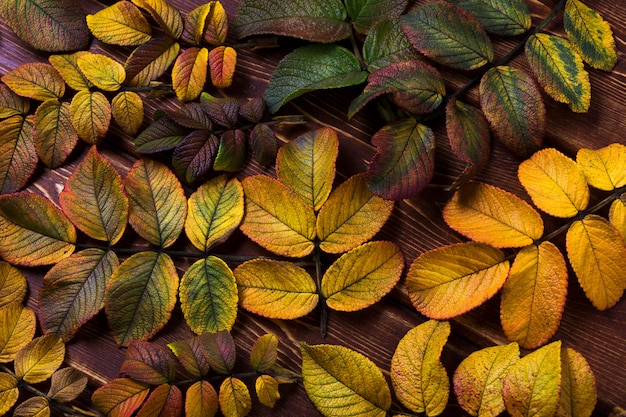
[34,99,79,168]
[39,249,119,342]
[250,334,278,372]
[443,182,544,248]
[132,0,183,39]
[234,259,318,319]
[447,0,531,35]
[203,1,229,45]
[0,115,37,194]
[14,334,65,384]
[120,341,177,385]
[135,117,188,154]
[557,348,597,417]
[518,148,589,218]
[610,197,626,241]
[0,83,30,117]
[576,143,626,191]
[301,343,391,417]
[566,214,626,310]
[219,377,252,417]
[12,396,50,417]
[0,261,27,307]
[406,242,509,319]
[256,375,281,408]
[48,52,93,91]
[213,129,247,172]
[209,46,237,89]
[345,0,408,34]
[77,53,126,92]
[391,320,450,417]
[317,173,394,254]
[172,47,209,102]
[91,378,151,417]
[86,1,152,46]
[136,384,183,417]
[2,63,65,102]
[47,367,88,403]
[186,380,219,417]
[198,331,237,375]
[249,124,278,166]
[0,303,36,362]
[165,102,213,130]
[362,18,422,71]
[172,130,220,183]
[453,342,520,417]
[70,90,112,144]
[181,3,215,45]
[125,37,180,87]
[200,93,240,128]
[167,336,211,378]
[0,192,76,266]
[500,242,568,349]
[0,372,19,415]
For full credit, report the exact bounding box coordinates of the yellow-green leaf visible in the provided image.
[390,320,450,417]
[112,91,144,136]
[59,147,129,244]
[77,53,126,92]
[566,214,626,310]
[256,375,280,408]
[49,52,93,91]
[132,0,184,39]
[564,0,617,71]
[14,334,65,384]
[204,1,229,45]
[86,1,152,46]
[2,63,65,101]
[136,384,182,417]
[0,192,76,266]
[125,40,180,87]
[317,173,394,254]
[406,243,509,319]
[234,259,318,319]
[453,343,520,417]
[518,148,589,218]
[105,252,179,346]
[186,380,218,417]
[125,159,186,248]
[167,336,211,378]
[47,367,88,403]
[322,241,404,312]
[0,302,36,362]
[276,127,339,211]
[502,341,562,417]
[240,175,316,258]
[0,82,30,117]
[0,115,37,194]
[609,197,626,241]
[13,395,50,417]
[443,182,544,248]
[172,47,209,102]
[219,377,252,417]
[0,372,19,415]
[501,242,568,349]
[70,90,112,145]
[301,343,391,417]
[525,33,590,113]
[91,378,151,417]
[34,99,79,168]
[0,261,27,307]
[209,46,237,89]
[250,334,278,373]
[180,256,238,334]
[185,175,243,252]
[557,348,597,417]
[576,143,626,191]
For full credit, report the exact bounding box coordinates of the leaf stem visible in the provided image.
[314,245,328,337]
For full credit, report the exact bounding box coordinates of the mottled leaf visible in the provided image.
[172,47,208,102]
[209,46,237,89]
[0,303,36,362]
[167,336,211,378]
[557,348,597,417]
[317,173,394,254]
[132,0,183,39]
[86,1,152,46]
[234,259,318,319]
[566,214,626,310]
[525,33,590,113]
[2,63,65,102]
[125,37,180,87]
[77,53,126,92]
[362,19,422,71]
[47,367,88,403]
[345,0,408,34]
[407,242,509,319]
[366,117,435,200]
[12,396,50,417]
[219,377,252,417]
[0,261,27,307]
[248,123,278,167]
[576,143,626,191]
[186,380,218,417]
[0,115,37,194]
[14,334,65,384]
[250,334,278,372]
[172,130,220,183]
[401,2,494,70]
[256,375,280,408]
[213,129,247,172]
[91,378,151,417]
[136,384,182,417]
[0,83,30,117]
[135,117,188,154]
[518,148,589,218]
[447,0,531,35]
[265,44,368,113]
[105,252,179,346]
[48,52,93,91]
[70,90,112,144]
[34,99,78,168]
[480,66,545,157]
[0,372,19,415]
[120,341,177,385]
[301,343,391,417]
[390,320,450,416]
[0,192,76,266]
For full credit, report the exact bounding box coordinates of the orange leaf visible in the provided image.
[576,143,626,191]
[0,115,37,194]
[112,91,144,136]
[0,302,36,362]
[34,99,79,168]
[49,52,93,91]
[407,243,509,319]
[70,90,112,144]
[2,63,65,101]
[443,182,543,248]
[186,380,218,417]
[0,261,27,307]
[136,384,183,417]
[500,242,568,349]
[91,378,151,417]
[557,348,597,417]
[14,334,65,384]
[172,47,209,102]
[209,46,237,89]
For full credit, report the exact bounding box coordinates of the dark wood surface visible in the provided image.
[1,0,625,416]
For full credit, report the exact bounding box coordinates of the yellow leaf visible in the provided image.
[277,127,338,211]
[576,143,626,190]
[219,377,251,417]
[241,175,316,257]
[0,261,27,307]
[0,372,19,415]
[204,1,229,45]
[0,115,37,194]
[0,303,36,362]
[49,52,93,91]
[609,197,626,241]
[234,259,318,319]
[182,3,213,45]
[132,0,184,39]
[70,90,112,144]
[443,182,544,248]
[500,242,568,349]
[453,343,520,417]
[86,1,152,46]
[186,380,218,417]
[518,148,589,218]
[112,91,144,136]
[301,343,391,417]
[185,175,243,252]
[566,214,626,310]
[256,375,280,408]
[322,241,404,312]
[317,173,394,254]
[391,320,449,417]
[1,63,65,102]
[34,99,79,168]
[172,47,209,102]
[126,41,180,87]
[406,243,509,319]
[14,334,65,384]
[209,46,236,89]
[557,347,597,417]
[250,334,278,372]
[77,53,126,92]
[13,396,50,417]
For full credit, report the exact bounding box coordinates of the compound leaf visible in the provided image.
[557,348,597,417]
[0,261,27,307]
[86,1,152,46]
[91,378,151,417]
[186,380,218,417]
[576,143,626,191]
[172,47,209,102]
[77,53,126,92]
[136,384,183,417]
[70,90,112,145]
[34,99,78,168]
[219,377,251,417]
[14,334,65,384]
[120,341,177,385]
[0,115,37,194]
[209,46,237,89]
[0,303,36,362]
[47,367,88,403]
[447,0,531,36]
[2,63,65,102]
[345,0,408,34]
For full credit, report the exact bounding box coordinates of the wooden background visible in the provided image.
[1,0,624,415]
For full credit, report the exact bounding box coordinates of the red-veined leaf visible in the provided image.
[209,46,237,89]
[172,47,208,102]
[132,0,183,39]
[48,52,93,91]
[14,334,65,384]
[576,143,626,191]
[198,331,236,375]
[120,341,177,385]
[0,115,37,194]
[136,384,183,417]
[0,83,30,117]
[219,377,251,417]
[2,63,65,102]
[557,347,597,417]
[70,90,112,145]
[0,261,27,307]
[91,378,151,417]
[345,0,408,34]
[47,367,88,403]
[167,336,211,378]
[250,334,278,372]
[34,99,78,168]
[186,380,218,417]
[125,37,180,87]
[213,129,247,172]
[172,130,220,183]
[0,372,19,415]
[0,303,36,362]
[77,53,126,92]
[86,1,152,46]
[448,0,531,35]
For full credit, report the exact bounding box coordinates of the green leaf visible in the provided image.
[34,99,79,168]
[105,252,179,346]
[250,334,278,373]
[235,0,351,42]
[39,249,119,342]
[213,129,247,172]
[0,0,90,52]
[401,2,494,70]
[265,44,368,113]
[14,334,65,384]
[564,0,617,71]
[345,0,409,34]
[301,343,391,417]
[366,117,435,200]
[49,52,93,91]
[120,340,177,385]
[249,124,278,167]
[0,115,37,194]
[525,33,590,113]
[77,53,126,92]
[447,0,531,36]
[362,19,422,71]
